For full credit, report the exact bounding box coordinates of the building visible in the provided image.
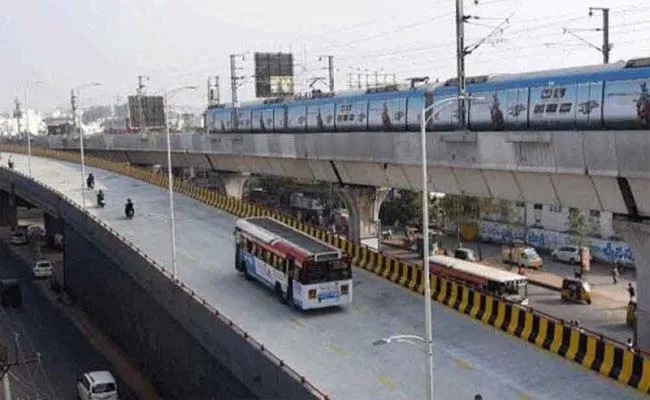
[485,201,615,239]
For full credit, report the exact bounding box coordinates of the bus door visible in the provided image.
[286,256,295,303]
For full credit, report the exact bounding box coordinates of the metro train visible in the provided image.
[206,57,650,134]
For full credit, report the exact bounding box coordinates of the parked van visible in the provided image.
[77,371,118,400]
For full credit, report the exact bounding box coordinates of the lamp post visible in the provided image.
[75,82,102,209]
[373,95,482,400]
[419,95,482,399]
[164,85,198,279]
[24,80,43,177]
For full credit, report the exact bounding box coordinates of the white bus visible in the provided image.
[234,217,353,310]
[429,255,529,305]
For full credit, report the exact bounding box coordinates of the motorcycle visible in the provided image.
[97,194,105,208]
[125,208,134,219]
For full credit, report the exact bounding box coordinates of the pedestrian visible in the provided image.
[627,338,635,352]
[612,264,619,284]
[628,283,636,300]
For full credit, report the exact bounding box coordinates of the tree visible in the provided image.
[438,194,502,260]
[568,208,591,247]
[379,190,421,229]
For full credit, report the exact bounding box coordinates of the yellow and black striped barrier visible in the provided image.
[3,144,649,394]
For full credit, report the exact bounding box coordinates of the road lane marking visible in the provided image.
[329,342,347,357]
[454,357,473,371]
[378,373,395,389]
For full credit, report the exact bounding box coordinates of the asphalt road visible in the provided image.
[0,250,135,400]
[4,154,646,400]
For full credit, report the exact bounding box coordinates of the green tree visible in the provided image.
[379,191,421,229]
[438,194,501,260]
[568,208,591,247]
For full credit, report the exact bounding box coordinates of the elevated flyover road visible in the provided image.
[6,154,644,400]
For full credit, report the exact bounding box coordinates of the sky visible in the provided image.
[1,0,650,114]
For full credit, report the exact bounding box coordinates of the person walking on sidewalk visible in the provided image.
[628,283,636,300]
[612,264,619,284]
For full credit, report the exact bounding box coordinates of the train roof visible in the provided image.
[236,217,343,262]
[429,255,526,284]
[207,57,650,112]
[434,57,650,96]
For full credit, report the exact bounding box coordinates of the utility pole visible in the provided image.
[589,7,610,64]
[70,90,77,134]
[230,54,239,108]
[12,99,22,137]
[455,0,467,129]
[137,75,148,131]
[230,54,245,131]
[327,56,335,92]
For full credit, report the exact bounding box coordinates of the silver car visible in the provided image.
[552,245,581,264]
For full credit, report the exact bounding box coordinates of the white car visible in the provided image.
[552,245,581,264]
[9,232,28,245]
[32,260,53,278]
[77,371,118,400]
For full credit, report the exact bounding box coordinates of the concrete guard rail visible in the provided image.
[0,157,330,400]
[3,144,650,395]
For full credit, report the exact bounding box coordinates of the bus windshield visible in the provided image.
[303,259,351,284]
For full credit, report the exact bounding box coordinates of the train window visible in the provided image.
[350,114,355,121]
[545,104,558,113]
[554,88,566,98]
[541,89,553,99]
[559,103,572,113]
[533,104,545,114]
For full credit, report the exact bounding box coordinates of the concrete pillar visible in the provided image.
[43,213,63,248]
[0,189,17,230]
[336,185,389,244]
[613,219,650,350]
[221,172,249,199]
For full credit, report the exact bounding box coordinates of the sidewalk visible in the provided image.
[383,235,634,300]
[382,235,634,342]
[0,227,159,400]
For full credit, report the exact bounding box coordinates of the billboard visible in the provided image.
[127,95,165,129]
[254,52,294,98]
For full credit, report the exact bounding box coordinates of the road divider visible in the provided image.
[3,145,648,395]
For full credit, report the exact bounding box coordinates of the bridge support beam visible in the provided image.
[613,219,650,350]
[43,213,63,248]
[221,172,250,199]
[0,190,17,230]
[336,185,389,245]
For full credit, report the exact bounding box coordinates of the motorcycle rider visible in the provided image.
[124,198,134,218]
[7,155,14,169]
[86,173,95,190]
[96,189,105,207]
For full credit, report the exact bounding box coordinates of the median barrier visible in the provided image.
[2,144,649,395]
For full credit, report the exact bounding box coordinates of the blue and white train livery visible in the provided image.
[207,57,650,133]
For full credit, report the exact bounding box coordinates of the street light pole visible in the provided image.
[418,95,482,400]
[420,104,434,400]
[23,81,42,177]
[164,86,197,279]
[75,82,102,209]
